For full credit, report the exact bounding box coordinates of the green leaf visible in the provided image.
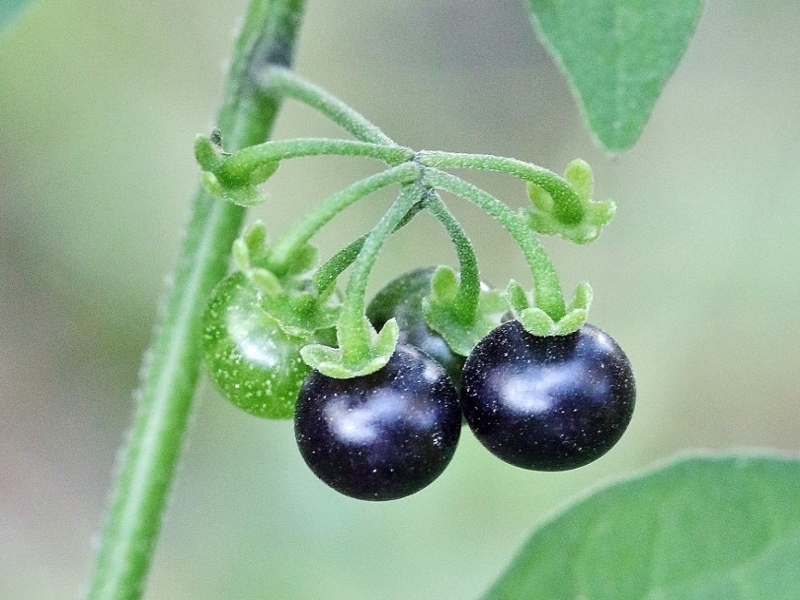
[482,454,800,600]
[0,0,34,33]
[523,0,703,151]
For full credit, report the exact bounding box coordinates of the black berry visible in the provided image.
[295,343,462,500]
[460,320,635,471]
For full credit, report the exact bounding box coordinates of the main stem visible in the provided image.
[84,1,307,599]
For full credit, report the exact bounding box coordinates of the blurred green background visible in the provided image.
[2,1,799,598]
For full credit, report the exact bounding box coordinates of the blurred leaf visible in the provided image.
[523,0,703,151]
[0,0,34,32]
[483,454,800,600]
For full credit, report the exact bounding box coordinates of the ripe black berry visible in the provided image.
[294,343,462,500]
[460,320,635,471]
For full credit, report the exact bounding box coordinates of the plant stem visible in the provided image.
[423,191,481,321]
[267,163,420,272]
[312,199,424,292]
[425,168,566,320]
[338,183,424,365]
[257,66,396,146]
[419,150,584,225]
[217,138,413,182]
[84,1,307,599]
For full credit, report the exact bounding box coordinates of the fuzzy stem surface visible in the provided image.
[84,1,307,599]
[268,162,421,272]
[219,138,413,178]
[419,150,583,224]
[425,168,566,320]
[338,184,424,365]
[258,66,396,145]
[424,191,481,320]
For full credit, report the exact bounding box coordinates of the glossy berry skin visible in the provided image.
[367,267,465,385]
[203,271,310,419]
[294,343,461,500]
[461,320,635,471]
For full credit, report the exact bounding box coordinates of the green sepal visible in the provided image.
[233,220,318,278]
[216,149,280,190]
[232,221,269,271]
[229,221,335,337]
[248,267,283,297]
[245,268,340,338]
[567,280,593,314]
[261,285,340,338]
[239,266,339,337]
[507,280,593,336]
[195,134,279,207]
[201,172,265,207]
[524,159,616,244]
[423,265,508,356]
[565,158,593,199]
[194,133,226,172]
[506,279,531,315]
[300,318,399,378]
[274,243,318,277]
[429,264,459,303]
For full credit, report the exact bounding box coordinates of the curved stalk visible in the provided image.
[267,162,421,272]
[84,1,308,599]
[312,199,424,292]
[337,184,424,365]
[425,168,566,320]
[257,66,396,146]
[423,191,481,321]
[419,150,583,224]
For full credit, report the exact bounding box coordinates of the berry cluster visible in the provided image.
[197,68,636,501]
[204,265,635,501]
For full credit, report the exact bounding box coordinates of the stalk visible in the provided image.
[419,150,583,224]
[84,1,308,599]
[423,191,481,321]
[337,183,424,365]
[258,66,396,145]
[425,168,566,320]
[267,163,420,271]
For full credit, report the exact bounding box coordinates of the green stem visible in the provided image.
[419,150,583,225]
[218,138,413,183]
[312,199,424,292]
[267,162,421,273]
[314,235,367,292]
[338,183,424,365]
[425,168,566,320]
[84,1,307,599]
[257,66,396,146]
[423,191,481,321]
